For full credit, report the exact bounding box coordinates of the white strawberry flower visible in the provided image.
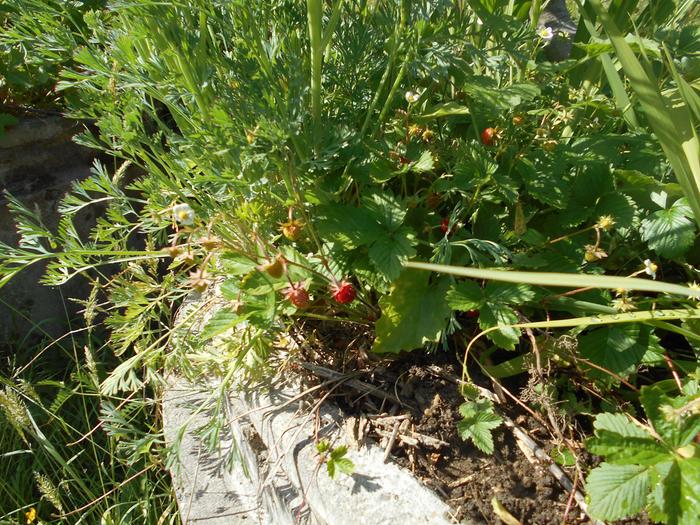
[173,203,195,226]
[405,91,420,104]
[643,259,658,280]
[537,26,554,40]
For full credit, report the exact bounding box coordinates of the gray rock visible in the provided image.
[0,115,96,341]
[163,289,462,524]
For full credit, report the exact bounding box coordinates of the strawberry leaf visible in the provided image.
[595,192,638,230]
[587,415,668,466]
[586,463,650,521]
[640,386,700,448]
[368,227,416,281]
[483,282,535,304]
[479,303,521,350]
[372,271,451,353]
[648,459,700,525]
[316,205,384,249]
[334,457,355,476]
[579,324,663,384]
[200,308,244,340]
[446,280,483,311]
[457,399,502,454]
[640,199,695,259]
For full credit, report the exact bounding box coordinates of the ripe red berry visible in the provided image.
[440,217,450,235]
[284,283,310,308]
[465,310,480,318]
[330,280,356,304]
[481,127,496,146]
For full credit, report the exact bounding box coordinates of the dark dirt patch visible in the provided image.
[294,321,655,525]
[374,359,588,525]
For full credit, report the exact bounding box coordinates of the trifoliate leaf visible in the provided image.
[517,156,570,208]
[457,400,502,454]
[326,458,336,479]
[479,303,521,350]
[220,254,257,276]
[329,445,348,460]
[640,200,695,259]
[593,413,650,439]
[579,324,663,384]
[587,417,668,466]
[446,281,483,311]
[586,464,650,521]
[372,271,451,353]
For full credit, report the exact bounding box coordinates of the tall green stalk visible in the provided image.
[307,0,323,155]
[587,0,700,228]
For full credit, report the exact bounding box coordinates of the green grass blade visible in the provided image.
[588,0,700,228]
[404,261,700,299]
[307,0,323,154]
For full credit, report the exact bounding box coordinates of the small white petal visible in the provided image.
[643,259,658,279]
[537,27,554,40]
[173,203,195,226]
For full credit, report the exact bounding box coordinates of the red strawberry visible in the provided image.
[465,310,480,318]
[440,217,450,235]
[330,280,356,304]
[481,127,496,146]
[284,283,310,308]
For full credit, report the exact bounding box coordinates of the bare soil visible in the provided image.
[293,320,654,525]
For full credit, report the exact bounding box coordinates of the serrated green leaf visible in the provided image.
[410,150,434,173]
[418,101,470,120]
[334,457,355,476]
[640,386,700,448]
[641,200,696,259]
[649,459,700,525]
[362,191,406,231]
[329,445,348,460]
[368,156,397,183]
[484,282,535,304]
[446,281,483,311]
[372,271,451,353]
[220,253,257,276]
[479,303,521,350]
[457,401,502,454]
[587,431,668,466]
[595,192,637,230]
[586,464,649,521]
[326,458,336,479]
[317,205,384,249]
[593,413,650,439]
[368,227,416,281]
[517,157,570,208]
[579,324,663,384]
[462,77,540,114]
[200,308,244,340]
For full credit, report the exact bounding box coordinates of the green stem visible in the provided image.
[307,0,323,155]
[359,1,407,139]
